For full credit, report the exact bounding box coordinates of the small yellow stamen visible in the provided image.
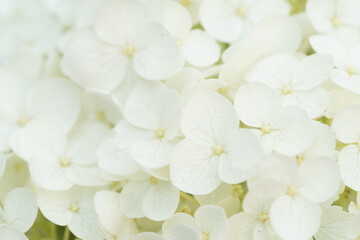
[155,128,165,139]
[123,45,135,57]
[181,0,192,7]
[281,84,292,95]
[60,157,71,167]
[332,17,341,28]
[346,67,356,76]
[202,232,209,240]
[287,186,297,197]
[180,205,192,215]
[218,87,228,96]
[261,124,271,134]
[296,155,304,166]
[236,7,247,17]
[70,203,79,213]
[232,184,244,197]
[18,116,29,126]
[258,213,269,223]
[213,144,223,155]
[149,176,159,184]
[176,39,182,47]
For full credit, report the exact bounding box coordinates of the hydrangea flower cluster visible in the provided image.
[1,0,360,239]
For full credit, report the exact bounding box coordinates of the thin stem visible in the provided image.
[63,227,70,240]
[51,223,57,240]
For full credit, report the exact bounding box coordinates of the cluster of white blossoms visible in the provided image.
[2,0,360,239]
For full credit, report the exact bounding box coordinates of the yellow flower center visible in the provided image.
[258,213,269,223]
[181,0,192,7]
[236,7,247,17]
[18,116,29,126]
[149,176,159,184]
[213,144,224,155]
[202,232,210,240]
[332,17,341,27]
[218,87,229,96]
[281,84,292,95]
[287,186,298,197]
[180,205,192,215]
[261,124,271,134]
[155,128,165,139]
[123,45,135,57]
[346,67,356,76]
[70,203,79,213]
[60,157,71,167]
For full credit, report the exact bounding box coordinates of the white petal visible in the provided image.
[172,224,202,240]
[0,225,28,240]
[331,105,360,144]
[133,23,179,80]
[194,205,228,240]
[62,27,128,91]
[248,0,290,23]
[163,1,191,40]
[162,213,197,240]
[292,53,334,89]
[227,212,258,240]
[132,232,165,240]
[94,0,148,44]
[234,83,280,128]
[315,206,349,240]
[182,90,238,144]
[309,34,346,64]
[170,139,221,195]
[290,87,329,119]
[143,181,180,221]
[338,144,360,191]
[306,0,335,32]
[271,106,314,156]
[65,165,108,187]
[270,195,321,240]
[182,30,220,67]
[346,213,360,239]
[4,188,37,232]
[297,156,340,202]
[331,70,360,95]
[200,0,243,43]
[119,181,149,218]
[218,129,264,184]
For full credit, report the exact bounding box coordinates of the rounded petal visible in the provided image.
[163,1,192,40]
[162,213,197,240]
[270,195,321,240]
[119,181,149,218]
[315,206,349,240]
[94,0,148,44]
[227,212,258,240]
[143,181,180,221]
[194,205,228,240]
[218,129,264,184]
[182,90,238,144]
[0,225,28,240]
[306,0,335,32]
[338,144,360,191]
[331,105,360,144]
[182,30,220,67]
[172,224,202,240]
[170,139,221,195]
[132,232,165,240]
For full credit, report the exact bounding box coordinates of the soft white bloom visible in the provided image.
[248,154,341,240]
[119,171,180,221]
[0,188,38,240]
[29,122,109,191]
[314,206,350,240]
[310,32,360,94]
[346,212,360,240]
[325,89,360,118]
[246,53,334,118]
[0,72,80,161]
[199,0,290,43]
[94,190,138,240]
[37,187,104,240]
[307,0,360,33]
[227,181,283,240]
[163,1,220,67]
[62,0,179,91]
[332,105,360,191]
[162,205,228,240]
[234,83,314,155]
[171,90,263,195]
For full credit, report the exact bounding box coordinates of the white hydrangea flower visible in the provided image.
[37,187,104,240]
[0,188,38,240]
[171,90,263,195]
[234,82,314,155]
[332,105,360,191]
[246,53,334,118]
[94,190,138,240]
[29,122,110,191]
[0,72,80,161]
[248,154,341,240]
[325,89,360,119]
[62,0,179,91]
[163,1,220,67]
[307,0,360,32]
[310,32,360,94]
[119,171,180,221]
[162,205,228,240]
[199,0,290,43]
[227,180,283,240]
